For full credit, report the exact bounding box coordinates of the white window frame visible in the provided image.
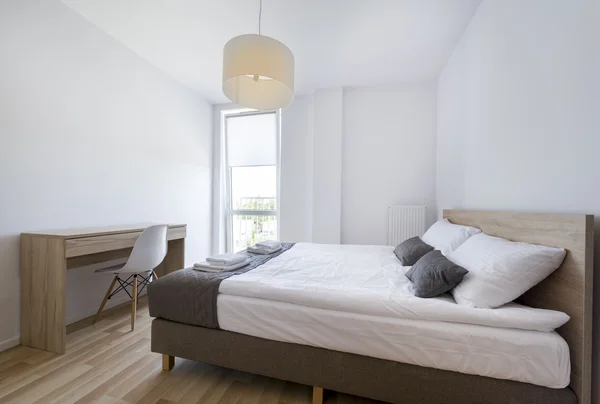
[223,109,281,253]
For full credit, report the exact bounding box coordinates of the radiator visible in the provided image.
[388,205,427,246]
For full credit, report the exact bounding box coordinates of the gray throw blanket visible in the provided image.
[147,243,295,329]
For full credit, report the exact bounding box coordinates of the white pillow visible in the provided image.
[449,233,566,309]
[421,219,481,256]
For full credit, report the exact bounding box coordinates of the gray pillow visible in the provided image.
[405,250,468,298]
[394,237,434,266]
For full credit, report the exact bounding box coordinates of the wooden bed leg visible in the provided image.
[312,386,324,404]
[162,354,174,371]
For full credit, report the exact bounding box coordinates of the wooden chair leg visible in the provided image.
[93,275,118,324]
[152,270,159,280]
[162,354,175,371]
[313,386,324,404]
[131,275,138,331]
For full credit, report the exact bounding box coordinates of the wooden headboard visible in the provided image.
[443,210,594,404]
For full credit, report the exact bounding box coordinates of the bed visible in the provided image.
[148,210,594,404]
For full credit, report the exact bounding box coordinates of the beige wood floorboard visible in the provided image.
[0,298,382,404]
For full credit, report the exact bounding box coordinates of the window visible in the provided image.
[225,112,279,252]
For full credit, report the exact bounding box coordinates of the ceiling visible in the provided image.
[61,0,481,104]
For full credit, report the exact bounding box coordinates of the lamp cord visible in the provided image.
[258,0,262,35]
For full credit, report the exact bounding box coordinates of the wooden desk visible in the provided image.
[20,224,186,354]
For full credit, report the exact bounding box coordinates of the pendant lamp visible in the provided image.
[222,0,294,110]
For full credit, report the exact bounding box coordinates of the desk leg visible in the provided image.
[20,235,66,354]
[159,238,185,276]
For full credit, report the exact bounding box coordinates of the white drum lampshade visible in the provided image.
[222,34,294,110]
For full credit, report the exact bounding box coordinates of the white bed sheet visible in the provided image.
[219,243,569,332]
[217,294,571,388]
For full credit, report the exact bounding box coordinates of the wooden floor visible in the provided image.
[0,298,381,404]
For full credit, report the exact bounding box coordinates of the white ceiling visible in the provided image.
[61,0,481,104]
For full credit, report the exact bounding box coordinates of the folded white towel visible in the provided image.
[192,265,224,273]
[205,253,247,266]
[248,245,282,255]
[193,259,250,273]
[255,240,281,249]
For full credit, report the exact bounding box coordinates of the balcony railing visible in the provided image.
[234,196,276,212]
[231,197,277,252]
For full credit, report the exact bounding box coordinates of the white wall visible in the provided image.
[277,85,438,247]
[342,85,437,245]
[279,90,346,246]
[280,96,314,242]
[436,0,600,400]
[311,89,344,244]
[0,0,213,349]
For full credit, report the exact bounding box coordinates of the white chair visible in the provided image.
[93,224,168,331]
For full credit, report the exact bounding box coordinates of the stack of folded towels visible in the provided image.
[193,253,249,273]
[248,240,282,255]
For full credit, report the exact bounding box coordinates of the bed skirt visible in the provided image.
[151,318,576,404]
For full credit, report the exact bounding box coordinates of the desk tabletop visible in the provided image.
[22,223,186,239]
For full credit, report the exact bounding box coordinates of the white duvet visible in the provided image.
[219,243,569,332]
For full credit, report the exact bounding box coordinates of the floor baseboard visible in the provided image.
[66,295,148,335]
[0,294,150,353]
[0,336,20,352]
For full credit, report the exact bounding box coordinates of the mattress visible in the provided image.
[217,294,571,389]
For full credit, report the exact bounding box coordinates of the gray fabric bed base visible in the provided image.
[151,318,576,404]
